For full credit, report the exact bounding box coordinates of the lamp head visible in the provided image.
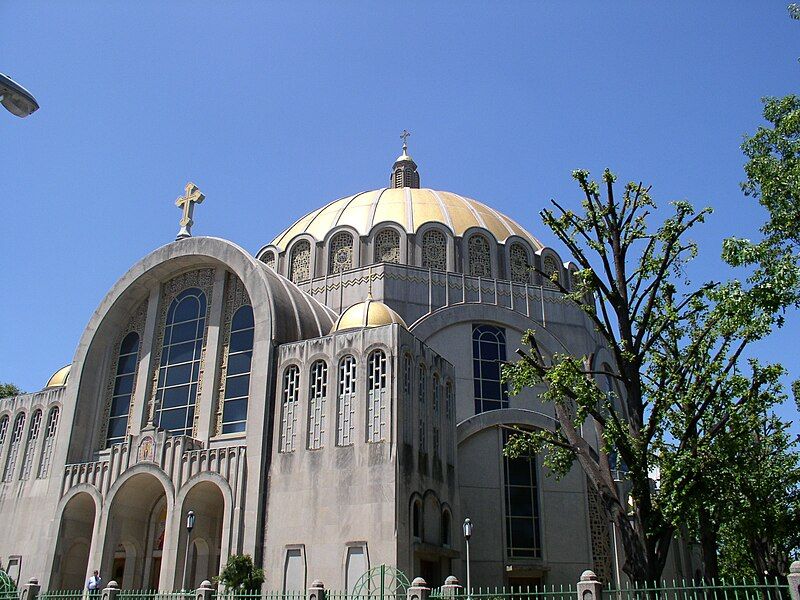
[186,510,196,531]
[462,517,473,540]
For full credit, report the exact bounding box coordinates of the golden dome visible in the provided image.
[331,297,408,334]
[270,188,542,252]
[45,365,71,388]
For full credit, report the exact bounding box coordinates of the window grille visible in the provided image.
[509,243,530,284]
[308,360,328,449]
[3,413,26,482]
[432,374,440,414]
[375,229,400,264]
[445,381,454,463]
[329,232,354,274]
[0,415,9,449]
[37,407,60,478]
[433,426,440,457]
[468,234,492,277]
[503,429,541,558]
[402,354,413,443]
[280,366,300,453]
[289,240,311,283]
[422,229,447,271]
[336,355,357,446]
[261,251,276,270]
[472,324,509,413]
[106,331,140,447]
[19,409,42,480]
[367,350,388,442]
[418,365,427,452]
[543,255,560,287]
[221,306,254,434]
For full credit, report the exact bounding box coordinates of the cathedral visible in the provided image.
[0,142,648,592]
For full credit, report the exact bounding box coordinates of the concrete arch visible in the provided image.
[49,488,102,590]
[456,407,557,445]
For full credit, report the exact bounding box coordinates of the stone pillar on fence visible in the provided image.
[19,578,40,600]
[440,576,462,598]
[788,561,800,600]
[308,580,326,600]
[577,570,602,600]
[408,577,431,600]
[196,580,214,600]
[101,581,119,600]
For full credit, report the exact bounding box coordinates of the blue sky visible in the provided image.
[1,3,798,429]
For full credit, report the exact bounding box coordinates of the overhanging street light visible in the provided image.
[0,73,39,118]
[182,510,196,591]
[463,518,473,599]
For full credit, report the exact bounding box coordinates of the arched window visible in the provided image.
[402,354,413,443]
[260,251,276,270]
[154,287,207,437]
[289,240,311,283]
[329,232,354,274]
[37,407,60,479]
[542,255,560,287]
[336,356,357,446]
[468,234,492,277]
[445,380,454,464]
[0,415,9,451]
[367,350,388,442]
[221,306,254,434]
[472,324,508,413]
[422,229,447,271]
[432,374,440,456]
[503,428,541,558]
[106,331,140,447]
[3,413,26,482]
[418,365,427,452]
[308,360,328,450]
[280,365,300,453]
[20,409,42,480]
[441,510,452,547]
[412,499,422,539]
[375,229,400,264]
[509,243,531,284]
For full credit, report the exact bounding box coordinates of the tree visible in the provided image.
[0,383,22,398]
[502,170,783,583]
[215,554,264,592]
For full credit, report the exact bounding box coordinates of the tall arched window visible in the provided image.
[19,409,42,480]
[154,287,207,437]
[329,232,354,274]
[336,355,356,446]
[412,499,422,539]
[375,229,400,264]
[509,243,531,284]
[472,324,508,413]
[503,428,541,558]
[280,365,300,453]
[106,331,140,447]
[402,354,413,443]
[308,360,328,450]
[418,365,427,453]
[542,255,560,287]
[422,230,447,271]
[221,306,254,434]
[289,240,311,283]
[3,413,26,482]
[367,350,388,442]
[432,374,440,456]
[441,510,452,547]
[0,415,9,452]
[468,234,492,277]
[37,407,60,479]
[260,251,276,270]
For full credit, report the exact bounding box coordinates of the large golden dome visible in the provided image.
[270,188,542,252]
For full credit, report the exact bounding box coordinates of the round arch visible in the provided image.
[50,490,98,590]
[456,407,557,445]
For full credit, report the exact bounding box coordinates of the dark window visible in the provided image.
[222,306,254,434]
[472,324,508,414]
[412,500,421,538]
[106,331,140,447]
[503,429,541,558]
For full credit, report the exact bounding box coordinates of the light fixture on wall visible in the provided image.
[182,510,196,591]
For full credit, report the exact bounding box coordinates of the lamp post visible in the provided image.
[182,510,196,591]
[0,73,39,118]
[463,518,473,599]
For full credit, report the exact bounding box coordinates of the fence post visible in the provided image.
[440,576,462,598]
[101,581,119,600]
[196,580,214,600]
[408,577,430,600]
[577,570,602,600]
[19,578,40,600]
[308,580,326,600]
[788,561,800,600]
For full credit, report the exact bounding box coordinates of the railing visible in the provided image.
[0,591,21,600]
[431,585,575,600]
[39,591,85,600]
[118,591,193,600]
[603,578,789,600]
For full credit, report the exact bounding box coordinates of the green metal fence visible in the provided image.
[0,592,21,600]
[603,578,789,600]
[430,584,576,600]
[39,590,84,600]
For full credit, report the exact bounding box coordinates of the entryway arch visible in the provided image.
[174,479,226,589]
[52,491,97,589]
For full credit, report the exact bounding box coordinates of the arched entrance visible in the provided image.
[103,473,170,590]
[53,492,96,590]
[176,481,225,589]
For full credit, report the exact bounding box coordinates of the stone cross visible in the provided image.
[175,182,205,240]
[400,129,411,147]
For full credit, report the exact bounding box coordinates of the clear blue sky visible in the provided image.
[1,3,798,429]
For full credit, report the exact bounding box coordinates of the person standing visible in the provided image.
[87,570,102,594]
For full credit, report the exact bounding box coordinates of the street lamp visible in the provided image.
[182,510,196,591]
[0,73,39,118]
[463,518,473,599]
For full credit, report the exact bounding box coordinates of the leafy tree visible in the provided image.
[0,383,22,398]
[215,554,264,592]
[503,170,783,583]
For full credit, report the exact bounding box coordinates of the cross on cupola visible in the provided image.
[175,182,205,240]
[391,130,420,189]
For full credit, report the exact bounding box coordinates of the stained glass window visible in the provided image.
[468,234,492,277]
[422,229,447,271]
[543,255,560,287]
[509,243,530,284]
[290,240,311,283]
[261,251,276,270]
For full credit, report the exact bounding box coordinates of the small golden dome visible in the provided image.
[331,297,407,334]
[45,365,71,388]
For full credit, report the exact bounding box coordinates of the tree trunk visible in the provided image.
[699,507,720,581]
